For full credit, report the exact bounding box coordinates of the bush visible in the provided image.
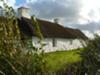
[0,0,47,75]
[0,49,47,75]
[56,61,87,75]
[80,35,100,75]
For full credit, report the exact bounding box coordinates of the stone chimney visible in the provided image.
[17,7,31,19]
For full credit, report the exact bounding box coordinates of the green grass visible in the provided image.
[45,49,83,72]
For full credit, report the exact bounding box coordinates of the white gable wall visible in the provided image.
[32,37,85,52]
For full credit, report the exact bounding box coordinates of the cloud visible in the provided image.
[26,0,37,3]
[69,21,100,38]
[6,0,16,7]
[95,30,100,36]
[0,0,16,7]
[73,22,100,32]
[82,30,94,39]
[26,0,82,24]
[82,30,100,39]
[0,0,16,16]
[80,0,100,23]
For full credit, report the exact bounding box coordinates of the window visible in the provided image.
[70,39,73,45]
[52,38,56,47]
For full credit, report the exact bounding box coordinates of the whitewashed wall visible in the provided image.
[32,37,85,52]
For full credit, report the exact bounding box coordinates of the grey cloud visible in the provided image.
[26,0,82,23]
[70,22,100,38]
[72,22,100,33]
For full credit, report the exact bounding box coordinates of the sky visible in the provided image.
[1,0,100,38]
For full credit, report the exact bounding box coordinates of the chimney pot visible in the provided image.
[54,18,59,24]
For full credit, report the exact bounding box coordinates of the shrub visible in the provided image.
[55,61,87,75]
[0,0,47,75]
[80,35,100,75]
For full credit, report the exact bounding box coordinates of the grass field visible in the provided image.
[45,49,83,72]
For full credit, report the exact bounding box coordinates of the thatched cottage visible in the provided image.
[0,7,88,52]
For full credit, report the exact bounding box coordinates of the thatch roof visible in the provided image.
[0,16,88,39]
[18,17,88,39]
[65,28,88,39]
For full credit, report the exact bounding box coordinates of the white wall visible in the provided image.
[32,37,85,52]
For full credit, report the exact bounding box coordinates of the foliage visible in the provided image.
[56,61,86,75]
[31,16,43,40]
[80,35,100,75]
[0,0,47,75]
